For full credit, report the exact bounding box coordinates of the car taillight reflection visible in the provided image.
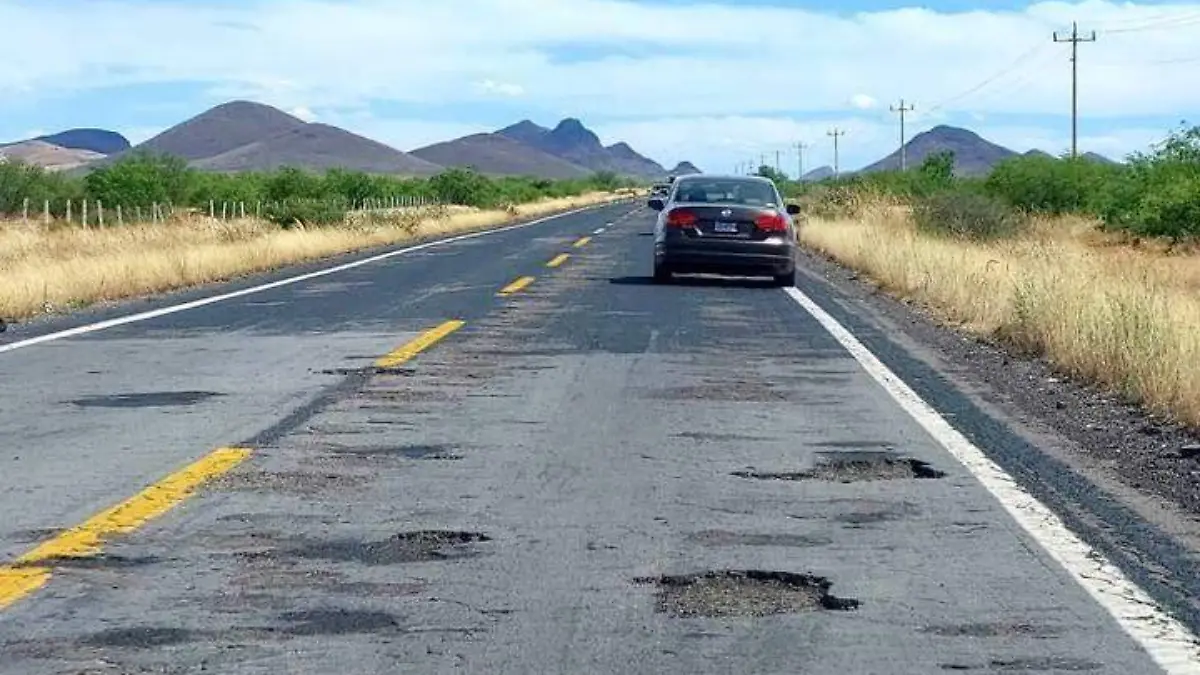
[754,211,788,233]
[665,208,697,228]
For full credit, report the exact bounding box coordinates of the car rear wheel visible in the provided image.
[773,268,796,287]
[653,262,673,284]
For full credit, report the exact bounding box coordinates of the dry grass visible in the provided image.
[0,190,633,321]
[799,202,1200,428]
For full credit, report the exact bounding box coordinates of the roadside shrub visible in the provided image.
[261,198,348,227]
[985,154,1122,216]
[428,167,500,208]
[84,151,193,208]
[912,187,1027,241]
[1098,124,1200,240]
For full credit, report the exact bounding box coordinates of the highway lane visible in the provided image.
[1,201,1198,673]
[0,201,635,563]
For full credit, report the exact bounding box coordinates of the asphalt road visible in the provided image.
[0,200,1197,673]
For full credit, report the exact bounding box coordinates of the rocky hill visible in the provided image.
[668,161,701,175]
[410,133,591,179]
[496,119,666,178]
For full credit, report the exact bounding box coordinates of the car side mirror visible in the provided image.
[785,203,801,215]
[647,198,665,211]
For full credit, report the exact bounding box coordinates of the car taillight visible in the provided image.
[755,212,788,233]
[666,208,697,228]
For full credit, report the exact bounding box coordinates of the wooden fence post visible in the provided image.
[22,198,28,222]
[117,205,123,226]
[97,201,104,227]
[42,200,50,224]
[209,200,215,218]
[81,200,88,227]
[66,199,72,223]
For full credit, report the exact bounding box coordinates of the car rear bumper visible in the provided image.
[657,241,795,276]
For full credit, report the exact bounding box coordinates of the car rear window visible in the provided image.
[672,180,778,206]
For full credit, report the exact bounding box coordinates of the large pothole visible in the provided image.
[733,450,945,483]
[285,530,492,565]
[635,570,860,617]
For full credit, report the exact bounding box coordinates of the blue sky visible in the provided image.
[2,0,1199,173]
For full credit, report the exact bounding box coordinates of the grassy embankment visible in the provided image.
[781,125,1200,428]
[0,154,642,321]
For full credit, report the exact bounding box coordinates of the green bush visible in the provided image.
[984,154,1120,216]
[912,187,1028,241]
[84,152,193,208]
[261,198,349,227]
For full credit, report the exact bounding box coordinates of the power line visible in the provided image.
[924,40,1051,115]
[827,128,845,178]
[1101,10,1200,34]
[890,99,915,170]
[1053,21,1096,158]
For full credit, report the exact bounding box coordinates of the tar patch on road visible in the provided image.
[634,570,860,618]
[279,530,492,566]
[277,609,403,636]
[938,656,1104,671]
[327,443,464,460]
[69,391,223,408]
[734,450,946,483]
[921,621,1064,639]
[686,530,833,548]
[78,626,198,649]
[16,553,163,570]
[210,469,372,495]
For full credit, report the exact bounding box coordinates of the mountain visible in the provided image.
[858,125,1018,177]
[668,161,701,175]
[410,132,591,179]
[191,123,442,176]
[605,141,666,177]
[1024,149,1055,159]
[801,166,835,181]
[496,118,665,178]
[1082,151,1119,165]
[0,140,104,171]
[131,100,309,162]
[35,128,130,155]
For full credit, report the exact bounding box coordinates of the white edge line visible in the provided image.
[0,201,625,354]
[782,285,1200,674]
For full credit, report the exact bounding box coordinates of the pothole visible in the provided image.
[733,451,945,482]
[69,391,223,408]
[211,470,372,495]
[634,570,859,617]
[939,656,1103,671]
[16,554,163,570]
[286,530,491,565]
[328,443,463,460]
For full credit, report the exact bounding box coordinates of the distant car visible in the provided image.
[646,174,801,286]
[650,183,670,197]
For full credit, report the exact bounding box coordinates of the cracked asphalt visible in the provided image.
[0,200,1193,673]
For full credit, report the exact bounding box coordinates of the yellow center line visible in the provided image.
[497,276,535,297]
[573,236,591,248]
[546,254,570,268]
[0,446,252,611]
[375,319,466,369]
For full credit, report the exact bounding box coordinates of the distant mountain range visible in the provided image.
[0,100,695,181]
[3,103,1119,181]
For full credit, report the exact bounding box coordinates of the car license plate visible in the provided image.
[713,221,739,233]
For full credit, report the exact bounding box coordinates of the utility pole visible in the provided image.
[1054,21,1096,158]
[827,128,845,178]
[794,142,808,180]
[775,150,781,174]
[890,99,914,170]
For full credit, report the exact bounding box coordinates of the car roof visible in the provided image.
[672,174,776,185]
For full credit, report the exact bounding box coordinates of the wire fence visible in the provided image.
[2,194,441,226]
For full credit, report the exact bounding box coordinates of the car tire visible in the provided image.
[774,268,796,287]
[653,262,673,284]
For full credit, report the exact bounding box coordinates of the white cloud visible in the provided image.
[850,95,877,110]
[476,79,525,97]
[0,0,1196,168]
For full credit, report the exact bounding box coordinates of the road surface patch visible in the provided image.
[0,446,250,610]
[635,570,860,617]
[69,391,223,408]
[209,468,371,495]
[497,276,536,297]
[938,656,1104,671]
[546,253,570,268]
[685,530,833,547]
[733,450,946,482]
[325,442,464,461]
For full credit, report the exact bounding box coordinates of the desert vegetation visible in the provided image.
[784,124,1200,428]
[0,152,640,321]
